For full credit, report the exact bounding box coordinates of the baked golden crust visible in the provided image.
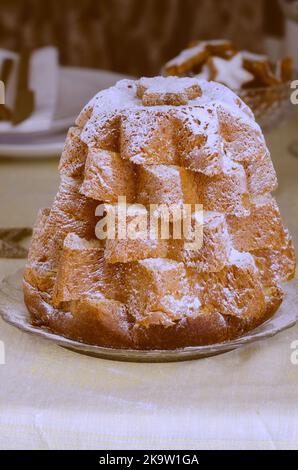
[23,280,132,348]
[23,277,283,349]
[23,77,296,349]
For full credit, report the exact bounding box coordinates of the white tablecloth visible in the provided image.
[0,116,298,450]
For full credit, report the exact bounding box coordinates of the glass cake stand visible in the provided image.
[0,269,298,363]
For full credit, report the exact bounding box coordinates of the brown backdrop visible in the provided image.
[0,0,264,76]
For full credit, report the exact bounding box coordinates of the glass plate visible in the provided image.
[0,269,298,363]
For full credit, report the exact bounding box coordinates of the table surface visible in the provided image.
[0,116,298,450]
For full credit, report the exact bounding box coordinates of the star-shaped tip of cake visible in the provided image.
[136,76,202,106]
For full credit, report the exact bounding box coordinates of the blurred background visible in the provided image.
[0,0,296,75]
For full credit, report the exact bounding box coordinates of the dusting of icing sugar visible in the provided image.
[161,294,202,316]
[165,42,207,68]
[140,257,184,271]
[217,100,262,134]
[86,77,253,117]
[250,193,274,206]
[64,232,101,250]
[164,40,235,70]
[77,76,262,176]
[241,51,267,62]
[203,211,225,227]
[175,102,219,129]
[211,53,254,90]
[191,79,255,121]
[228,248,256,268]
[221,154,246,176]
[137,76,201,94]
[144,164,180,180]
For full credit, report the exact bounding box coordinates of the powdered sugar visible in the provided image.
[137,76,201,95]
[165,42,207,68]
[164,39,233,70]
[241,51,267,62]
[210,53,254,90]
[228,248,256,268]
[79,76,258,151]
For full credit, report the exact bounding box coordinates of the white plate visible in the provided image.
[0,66,131,158]
[0,132,66,158]
[0,269,298,363]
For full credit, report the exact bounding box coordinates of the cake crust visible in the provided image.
[23,76,296,350]
[24,278,283,349]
